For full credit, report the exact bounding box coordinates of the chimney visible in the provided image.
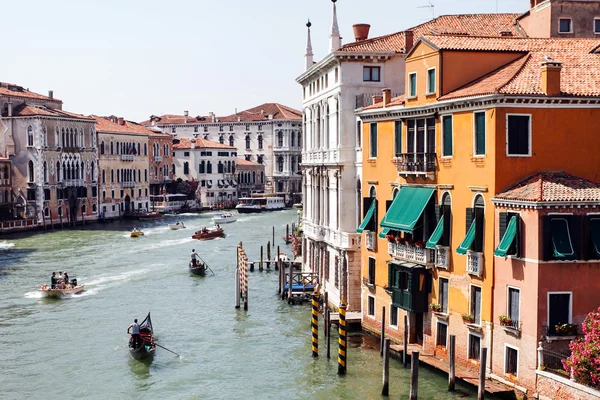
[48,90,54,99]
[541,60,562,97]
[210,112,215,122]
[190,138,196,149]
[372,95,383,105]
[117,117,125,125]
[404,30,414,52]
[7,101,12,117]
[352,24,371,41]
[382,89,391,107]
[184,110,189,124]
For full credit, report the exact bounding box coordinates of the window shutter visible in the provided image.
[569,215,582,260]
[466,208,474,236]
[498,212,508,240]
[363,197,373,218]
[425,201,437,241]
[582,216,591,260]
[514,215,522,258]
[443,116,453,156]
[474,208,485,252]
[394,121,402,156]
[435,204,442,223]
[386,200,393,211]
[372,199,378,232]
[541,216,552,261]
[475,113,486,155]
[426,118,436,154]
[442,205,451,247]
[388,263,393,288]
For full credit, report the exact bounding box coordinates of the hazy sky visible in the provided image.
[3,0,527,121]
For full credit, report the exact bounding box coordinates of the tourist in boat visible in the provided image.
[50,272,57,289]
[63,272,69,288]
[127,319,141,348]
[191,249,199,267]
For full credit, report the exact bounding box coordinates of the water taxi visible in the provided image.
[168,222,186,230]
[192,227,225,240]
[235,194,285,214]
[40,276,84,298]
[212,212,237,224]
[130,229,144,238]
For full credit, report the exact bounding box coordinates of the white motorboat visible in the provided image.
[168,222,186,230]
[212,212,237,224]
[235,195,285,214]
[39,284,84,298]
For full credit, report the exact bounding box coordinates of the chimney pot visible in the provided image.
[117,117,124,125]
[541,61,562,97]
[372,95,383,106]
[382,89,391,107]
[404,30,414,52]
[184,110,189,124]
[48,90,54,99]
[352,24,371,41]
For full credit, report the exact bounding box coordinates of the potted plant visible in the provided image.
[462,314,475,323]
[395,236,404,244]
[555,323,578,335]
[385,234,395,242]
[415,240,425,249]
[405,237,414,246]
[498,315,513,326]
[429,303,442,312]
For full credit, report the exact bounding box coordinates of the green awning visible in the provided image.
[551,217,576,259]
[494,216,517,257]
[380,187,435,234]
[425,215,444,249]
[456,219,476,255]
[357,200,376,233]
[591,218,600,258]
[379,227,391,239]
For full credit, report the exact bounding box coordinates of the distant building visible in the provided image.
[147,127,174,196]
[0,157,12,220]
[172,138,237,208]
[235,157,265,198]
[518,0,600,38]
[141,103,302,203]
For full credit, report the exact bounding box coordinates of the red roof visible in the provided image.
[173,137,236,150]
[496,171,600,202]
[0,82,61,103]
[235,157,264,167]
[339,14,522,53]
[93,116,154,135]
[8,104,95,121]
[362,94,406,110]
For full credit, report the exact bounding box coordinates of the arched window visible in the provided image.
[277,131,283,147]
[257,135,263,150]
[144,143,147,156]
[138,169,141,182]
[392,187,399,199]
[116,141,120,155]
[137,143,140,155]
[70,128,75,147]
[252,171,256,183]
[442,192,452,207]
[28,160,34,182]
[231,161,235,174]
[291,131,295,147]
[219,135,225,144]
[245,135,251,150]
[56,162,61,182]
[298,130,302,148]
[183,162,189,175]
[229,135,234,147]
[277,156,284,173]
[369,186,376,198]
[42,125,47,147]
[79,128,84,148]
[102,169,106,184]
[144,169,147,182]
[110,141,114,155]
[63,163,67,180]
[55,127,60,147]
[218,161,223,173]
[199,161,205,174]
[43,162,48,183]
[207,161,212,174]
[90,129,94,148]
[27,126,34,146]
[75,162,80,180]
[81,161,85,179]
[474,194,485,209]
[100,141,105,155]
[62,128,66,147]
[172,164,176,175]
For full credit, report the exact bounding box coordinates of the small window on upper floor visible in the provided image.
[559,18,572,33]
[171,127,176,133]
[335,67,339,83]
[507,114,531,156]
[408,72,417,98]
[363,66,380,82]
[427,68,436,94]
[595,18,600,34]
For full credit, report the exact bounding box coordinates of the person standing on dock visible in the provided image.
[191,249,199,267]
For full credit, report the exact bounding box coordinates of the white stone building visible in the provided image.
[142,103,302,204]
[172,138,237,208]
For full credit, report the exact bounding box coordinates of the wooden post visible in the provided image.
[311,291,319,357]
[324,292,329,336]
[478,348,487,400]
[277,253,282,294]
[286,224,290,243]
[410,351,419,400]
[337,303,347,375]
[380,306,386,357]
[243,255,248,311]
[267,241,271,267]
[292,222,296,236]
[235,246,241,308]
[260,246,263,272]
[448,335,456,391]
[272,225,275,245]
[403,315,409,368]
[288,259,293,302]
[326,309,331,359]
[276,245,280,271]
[382,338,391,396]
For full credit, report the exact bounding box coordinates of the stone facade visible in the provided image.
[148,129,174,196]
[235,157,265,197]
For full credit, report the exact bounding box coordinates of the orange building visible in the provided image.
[356,35,600,398]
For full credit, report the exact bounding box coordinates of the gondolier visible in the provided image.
[191,249,199,267]
[128,319,141,348]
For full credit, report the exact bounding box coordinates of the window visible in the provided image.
[442,115,453,157]
[427,68,436,94]
[505,346,518,376]
[28,160,34,182]
[277,132,283,147]
[363,66,381,82]
[219,135,224,144]
[257,155,264,164]
[171,127,176,133]
[559,18,572,33]
[245,135,251,149]
[548,292,572,335]
[277,156,284,173]
[507,115,531,156]
[194,127,198,133]
[219,125,224,132]
[474,112,486,155]
[470,286,482,325]
[436,322,448,347]
[595,19,600,34]
[368,295,375,317]
[543,216,577,260]
[368,257,375,285]
[27,126,34,146]
[207,161,212,173]
[218,161,224,173]
[229,135,234,147]
[184,151,190,157]
[204,126,208,133]
[229,125,233,132]
[183,162,189,175]
[199,161,205,174]
[369,123,378,158]
[390,305,398,327]
[439,278,449,313]
[408,72,417,97]
[468,334,481,360]
[394,121,402,157]
[508,287,520,328]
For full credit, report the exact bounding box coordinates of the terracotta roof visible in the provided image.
[0,82,61,102]
[362,95,406,110]
[8,104,95,121]
[93,116,153,135]
[420,35,600,53]
[173,137,236,150]
[235,157,264,167]
[496,171,600,202]
[339,14,522,53]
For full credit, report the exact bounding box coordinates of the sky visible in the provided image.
[2,0,528,122]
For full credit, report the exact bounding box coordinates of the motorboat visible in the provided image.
[168,222,186,230]
[192,227,225,240]
[212,212,237,224]
[128,312,156,360]
[138,211,162,220]
[130,229,144,238]
[235,195,285,214]
[40,278,84,298]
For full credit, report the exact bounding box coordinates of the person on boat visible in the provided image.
[63,272,69,288]
[127,319,141,348]
[202,227,208,233]
[191,249,199,267]
[216,224,221,230]
[50,272,56,289]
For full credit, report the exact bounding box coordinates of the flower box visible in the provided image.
[415,240,425,249]
[555,323,578,335]
[462,314,475,324]
[499,315,512,326]
[429,303,442,312]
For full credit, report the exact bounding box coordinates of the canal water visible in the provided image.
[0,210,500,399]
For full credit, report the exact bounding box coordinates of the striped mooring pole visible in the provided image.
[311,291,319,357]
[337,303,347,375]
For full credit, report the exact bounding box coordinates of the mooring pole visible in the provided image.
[382,338,391,396]
[380,306,386,357]
[272,225,275,245]
[286,224,289,243]
[326,309,331,359]
[410,351,419,400]
[337,303,347,375]
[311,291,319,357]
[287,260,293,302]
[448,335,456,391]
[243,254,248,311]
[276,245,280,271]
[478,348,487,400]
[324,292,329,336]
[235,246,241,309]
[403,315,409,368]
[260,246,264,272]
[267,241,271,268]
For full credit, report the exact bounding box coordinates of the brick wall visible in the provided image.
[536,371,600,400]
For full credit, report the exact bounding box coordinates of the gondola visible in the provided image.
[128,312,156,360]
[188,260,207,276]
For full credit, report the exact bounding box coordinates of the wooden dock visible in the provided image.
[389,344,514,395]
[329,311,362,324]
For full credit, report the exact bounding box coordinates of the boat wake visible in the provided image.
[0,241,15,250]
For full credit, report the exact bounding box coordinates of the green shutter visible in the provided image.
[357,200,377,233]
[426,215,444,249]
[442,116,453,156]
[475,112,486,155]
[394,121,402,156]
[410,74,416,97]
[498,213,508,240]
[590,218,600,258]
[494,216,518,257]
[370,123,378,158]
[457,219,476,255]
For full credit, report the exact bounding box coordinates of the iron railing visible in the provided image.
[394,153,437,174]
[356,92,402,109]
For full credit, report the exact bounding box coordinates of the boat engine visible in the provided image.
[70,278,78,286]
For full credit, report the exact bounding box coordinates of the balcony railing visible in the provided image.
[365,231,376,250]
[154,156,163,162]
[435,246,450,269]
[356,92,402,109]
[63,179,84,187]
[0,178,10,186]
[387,241,434,264]
[466,251,483,277]
[121,181,135,188]
[393,153,437,176]
[303,221,361,251]
[121,154,135,161]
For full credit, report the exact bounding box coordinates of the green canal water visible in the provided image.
[0,210,500,399]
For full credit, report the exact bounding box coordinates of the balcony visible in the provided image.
[121,154,135,161]
[304,149,340,165]
[435,246,450,269]
[63,179,84,187]
[121,181,135,188]
[387,241,434,265]
[393,153,437,179]
[303,220,361,251]
[466,251,483,277]
[365,231,376,250]
[0,178,10,186]
[154,156,163,162]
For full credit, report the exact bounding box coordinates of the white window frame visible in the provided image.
[408,72,417,98]
[439,277,449,314]
[506,113,532,157]
[467,332,482,360]
[547,291,573,325]
[549,216,576,257]
[441,113,454,158]
[473,111,486,157]
[470,283,483,326]
[595,18,600,34]
[389,302,399,329]
[436,320,448,347]
[369,123,378,159]
[558,17,573,34]
[504,344,519,377]
[506,286,521,327]
[368,256,376,284]
[426,67,437,95]
[367,294,376,319]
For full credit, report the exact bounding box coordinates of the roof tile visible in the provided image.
[496,171,600,202]
[93,116,154,135]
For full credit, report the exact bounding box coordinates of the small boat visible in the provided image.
[168,222,186,230]
[192,227,225,240]
[189,260,207,276]
[39,280,84,298]
[282,234,294,243]
[138,211,162,220]
[212,212,237,224]
[128,312,156,360]
[130,229,144,238]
